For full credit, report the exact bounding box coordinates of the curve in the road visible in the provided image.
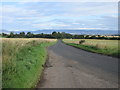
[37,40,118,88]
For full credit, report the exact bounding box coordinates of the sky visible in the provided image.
[0,1,118,31]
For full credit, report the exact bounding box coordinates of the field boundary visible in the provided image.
[36,48,53,88]
[35,47,49,88]
[2,39,57,88]
[62,40,119,58]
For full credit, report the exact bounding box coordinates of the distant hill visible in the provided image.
[1,29,118,35]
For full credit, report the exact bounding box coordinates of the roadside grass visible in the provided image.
[2,38,56,88]
[63,39,119,58]
[0,38,1,89]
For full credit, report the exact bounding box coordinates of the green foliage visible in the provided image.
[1,31,120,40]
[85,35,90,39]
[74,35,84,39]
[64,42,119,58]
[26,32,33,38]
[19,32,26,38]
[10,32,14,37]
[2,41,55,88]
[89,35,96,39]
[79,40,85,44]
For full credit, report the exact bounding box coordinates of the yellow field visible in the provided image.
[2,38,56,63]
[63,39,119,57]
[63,39,119,50]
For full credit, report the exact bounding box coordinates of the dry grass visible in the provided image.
[63,39,119,57]
[0,38,1,89]
[2,38,57,88]
[63,39,119,50]
[2,38,56,64]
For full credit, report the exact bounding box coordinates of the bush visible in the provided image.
[79,40,85,44]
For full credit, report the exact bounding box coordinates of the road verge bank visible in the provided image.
[62,41,119,58]
[3,40,56,88]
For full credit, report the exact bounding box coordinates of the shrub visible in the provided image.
[79,40,85,44]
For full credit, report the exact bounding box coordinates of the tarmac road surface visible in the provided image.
[37,40,118,88]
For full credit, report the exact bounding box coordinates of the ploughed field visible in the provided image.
[2,38,56,88]
[63,39,119,57]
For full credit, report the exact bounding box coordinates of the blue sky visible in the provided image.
[0,2,118,31]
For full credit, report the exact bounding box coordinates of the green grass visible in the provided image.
[63,39,119,58]
[2,40,56,88]
[0,39,1,89]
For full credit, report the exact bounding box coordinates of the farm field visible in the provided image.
[0,38,1,89]
[2,38,57,88]
[63,39,119,57]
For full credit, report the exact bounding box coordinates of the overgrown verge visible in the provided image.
[2,39,56,88]
[63,42,119,58]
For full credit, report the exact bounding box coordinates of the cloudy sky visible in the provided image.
[0,1,118,31]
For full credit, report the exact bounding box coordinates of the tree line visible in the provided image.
[1,31,119,40]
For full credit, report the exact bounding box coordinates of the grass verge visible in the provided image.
[63,42,119,58]
[2,40,56,88]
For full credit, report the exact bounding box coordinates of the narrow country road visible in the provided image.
[37,40,118,88]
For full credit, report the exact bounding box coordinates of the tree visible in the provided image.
[52,31,57,38]
[19,32,25,38]
[85,35,90,39]
[89,35,96,39]
[9,32,14,38]
[2,33,7,37]
[74,35,84,39]
[26,32,33,38]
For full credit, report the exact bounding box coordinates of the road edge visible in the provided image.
[62,40,119,59]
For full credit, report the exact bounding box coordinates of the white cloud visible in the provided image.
[69,27,109,30]
[1,5,40,17]
[1,0,119,2]
[63,3,118,17]
[98,24,103,26]
[32,23,70,29]
[1,4,50,25]
[73,22,80,24]
[82,24,85,26]
[3,16,15,23]
[0,2,118,31]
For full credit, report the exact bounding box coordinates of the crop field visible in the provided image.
[63,39,119,57]
[2,38,56,88]
[0,38,1,89]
